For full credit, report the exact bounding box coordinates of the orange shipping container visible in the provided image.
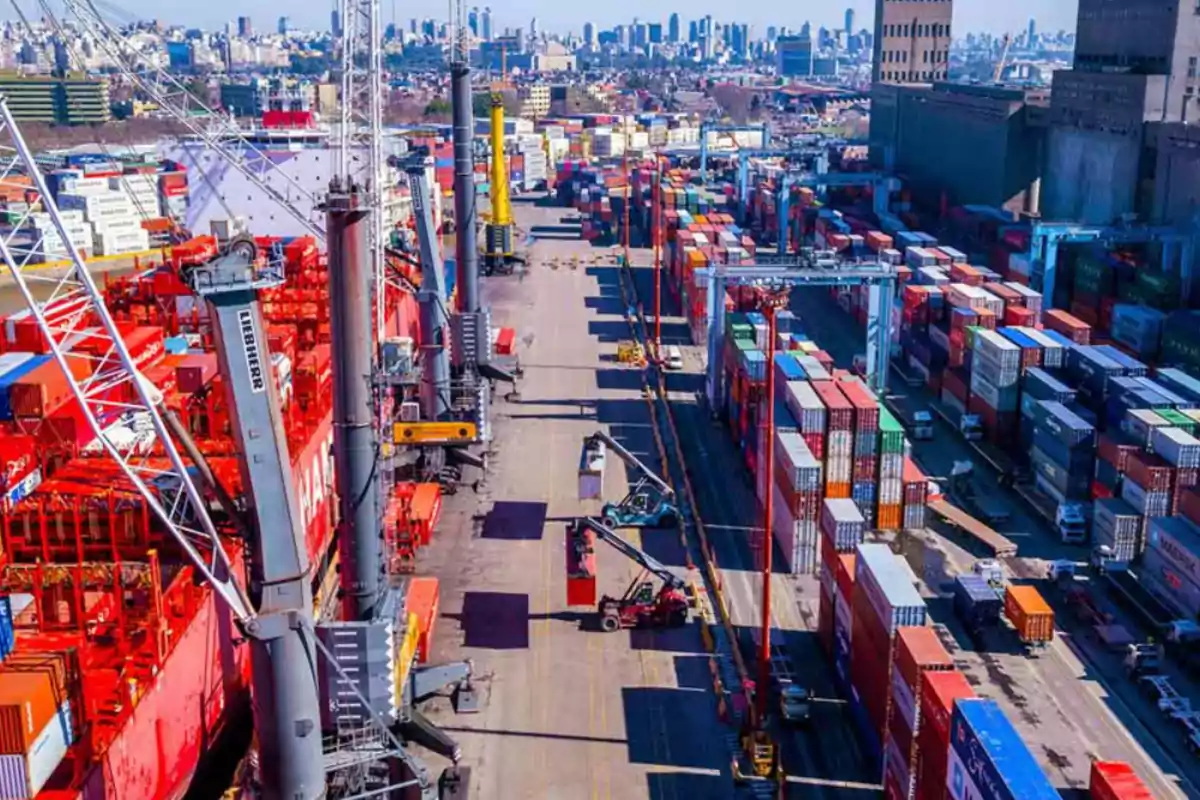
[406,577,439,663]
[1004,585,1054,643]
[0,669,62,754]
[9,356,92,419]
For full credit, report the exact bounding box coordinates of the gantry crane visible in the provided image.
[567,517,691,632]
[582,431,679,529]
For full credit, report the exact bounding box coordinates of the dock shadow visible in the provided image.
[481,500,547,541]
[645,771,730,799]
[622,686,721,770]
[456,591,531,649]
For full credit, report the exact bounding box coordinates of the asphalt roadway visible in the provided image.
[416,197,732,800]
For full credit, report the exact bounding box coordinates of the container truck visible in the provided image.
[1003,584,1054,655]
[1013,480,1088,544]
[949,461,1010,527]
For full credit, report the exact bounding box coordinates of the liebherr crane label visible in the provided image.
[238,308,267,393]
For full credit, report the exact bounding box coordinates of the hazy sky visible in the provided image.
[92,0,1079,38]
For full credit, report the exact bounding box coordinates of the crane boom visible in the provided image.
[570,517,685,591]
[585,430,675,500]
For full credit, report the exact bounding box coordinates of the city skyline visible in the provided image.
[52,0,1078,40]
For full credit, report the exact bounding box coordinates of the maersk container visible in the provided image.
[821,498,865,551]
[785,380,826,434]
[855,542,927,633]
[1145,516,1200,590]
[1140,546,1200,621]
[1154,367,1200,403]
[953,574,1002,630]
[947,699,1059,800]
[1022,368,1075,404]
[1152,426,1200,469]
[1092,497,1142,564]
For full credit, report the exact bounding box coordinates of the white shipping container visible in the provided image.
[1152,426,1200,469]
[1123,409,1171,448]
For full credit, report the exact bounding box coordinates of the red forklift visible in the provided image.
[567,517,692,632]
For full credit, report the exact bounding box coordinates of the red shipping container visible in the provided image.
[812,379,853,430]
[1089,761,1154,800]
[949,264,983,286]
[895,627,954,694]
[853,455,877,483]
[1098,433,1141,473]
[1173,468,1198,514]
[839,380,880,431]
[566,577,597,607]
[941,369,969,404]
[494,327,516,355]
[836,553,856,599]
[1181,487,1200,527]
[802,432,825,460]
[9,356,92,419]
[405,577,439,663]
[1043,309,1091,344]
[176,353,219,395]
[919,670,975,745]
[1004,305,1037,327]
[1126,451,1174,494]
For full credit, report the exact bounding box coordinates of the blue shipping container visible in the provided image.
[773,352,806,383]
[1154,368,1200,403]
[0,595,12,661]
[953,575,1002,629]
[1066,346,1123,398]
[1022,367,1075,404]
[1135,377,1188,407]
[1093,344,1148,377]
[1036,328,1076,351]
[1028,401,1094,447]
[948,699,1060,800]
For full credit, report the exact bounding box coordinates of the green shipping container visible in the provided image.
[1156,408,1197,436]
[878,407,906,454]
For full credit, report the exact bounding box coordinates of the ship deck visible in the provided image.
[417,197,733,799]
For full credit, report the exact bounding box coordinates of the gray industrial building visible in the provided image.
[872,0,953,85]
[869,82,1048,214]
[1044,0,1200,224]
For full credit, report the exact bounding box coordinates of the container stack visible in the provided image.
[849,543,928,771]
[969,328,1021,444]
[901,457,929,530]
[1092,497,1143,564]
[876,408,906,529]
[817,499,864,659]
[1141,514,1200,621]
[1028,400,1095,512]
[840,379,880,526]
[884,627,953,800]
[915,670,976,799]
[815,380,853,498]
[771,428,823,575]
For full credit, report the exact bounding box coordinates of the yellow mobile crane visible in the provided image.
[483,94,523,273]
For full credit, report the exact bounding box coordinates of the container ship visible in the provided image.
[0,147,441,798]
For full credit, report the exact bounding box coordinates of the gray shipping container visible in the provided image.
[785,380,826,434]
[1141,546,1200,621]
[1092,497,1142,563]
[1152,426,1200,469]
[776,429,822,493]
[855,542,927,633]
[820,498,865,552]
[1145,515,1200,589]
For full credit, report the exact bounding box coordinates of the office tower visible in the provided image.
[872,0,953,84]
[331,9,342,37]
[767,26,777,43]
[1027,18,1036,45]
[481,7,492,41]
[800,21,810,38]
[688,20,698,43]
[530,16,539,42]
[236,16,251,37]
[668,13,680,43]
[277,16,290,35]
[845,8,855,35]
[469,8,479,35]
[648,23,662,45]
[583,21,596,47]
[777,34,813,77]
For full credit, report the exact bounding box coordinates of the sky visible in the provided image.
[85,0,1079,39]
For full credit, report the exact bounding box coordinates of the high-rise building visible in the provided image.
[1027,18,1035,45]
[668,13,680,43]
[277,16,290,35]
[872,0,953,84]
[688,20,698,44]
[800,21,810,38]
[845,8,855,36]
[583,21,596,47]
[648,23,663,45]
[777,34,813,77]
[530,16,539,43]
[767,26,777,43]
[236,16,251,38]
[481,7,492,41]
[468,8,479,36]
[331,9,342,37]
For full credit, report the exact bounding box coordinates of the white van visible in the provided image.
[665,345,684,371]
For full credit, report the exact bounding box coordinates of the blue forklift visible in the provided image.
[582,430,680,529]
